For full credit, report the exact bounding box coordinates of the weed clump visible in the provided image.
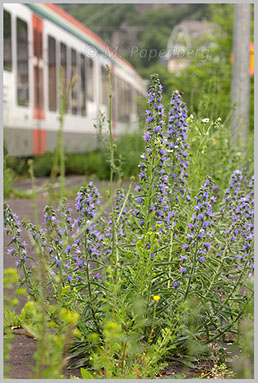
[4,74,253,379]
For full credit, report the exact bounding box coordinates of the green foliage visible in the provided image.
[28,303,79,379]
[186,115,253,195]
[3,269,27,377]
[115,131,145,178]
[63,4,136,37]
[4,310,22,330]
[3,254,80,379]
[66,131,145,180]
[200,363,235,379]
[4,159,16,198]
[129,5,208,70]
[7,131,145,182]
[3,143,16,198]
[66,151,109,179]
[33,151,54,177]
[80,368,94,379]
[87,320,175,378]
[28,159,39,225]
[231,279,254,379]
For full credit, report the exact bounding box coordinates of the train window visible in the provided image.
[71,48,78,115]
[16,18,29,106]
[48,36,57,111]
[101,66,109,107]
[88,58,94,102]
[4,10,12,71]
[80,54,86,116]
[34,67,44,113]
[117,78,132,122]
[60,43,67,92]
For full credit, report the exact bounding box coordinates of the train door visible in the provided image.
[32,14,45,155]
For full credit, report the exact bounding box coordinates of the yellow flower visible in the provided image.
[153,295,160,301]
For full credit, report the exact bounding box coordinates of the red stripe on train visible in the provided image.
[33,129,46,155]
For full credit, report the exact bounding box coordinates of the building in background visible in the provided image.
[166,20,214,72]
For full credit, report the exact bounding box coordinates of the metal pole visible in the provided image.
[231,4,251,151]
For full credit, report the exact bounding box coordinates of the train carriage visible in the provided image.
[3,3,146,157]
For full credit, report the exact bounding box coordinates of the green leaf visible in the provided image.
[132,317,148,330]
[68,357,89,370]
[80,368,94,379]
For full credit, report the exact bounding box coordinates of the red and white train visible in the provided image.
[3,3,146,156]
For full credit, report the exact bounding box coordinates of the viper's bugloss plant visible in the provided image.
[4,74,254,378]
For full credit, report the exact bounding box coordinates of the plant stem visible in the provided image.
[28,159,38,226]
[167,224,175,288]
[204,243,229,299]
[106,66,117,263]
[58,68,66,203]
[204,291,254,345]
[84,232,102,336]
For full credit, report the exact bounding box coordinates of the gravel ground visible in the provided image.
[12,175,86,192]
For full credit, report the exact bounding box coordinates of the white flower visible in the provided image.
[190,114,194,119]
[202,118,210,123]
[217,117,222,121]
